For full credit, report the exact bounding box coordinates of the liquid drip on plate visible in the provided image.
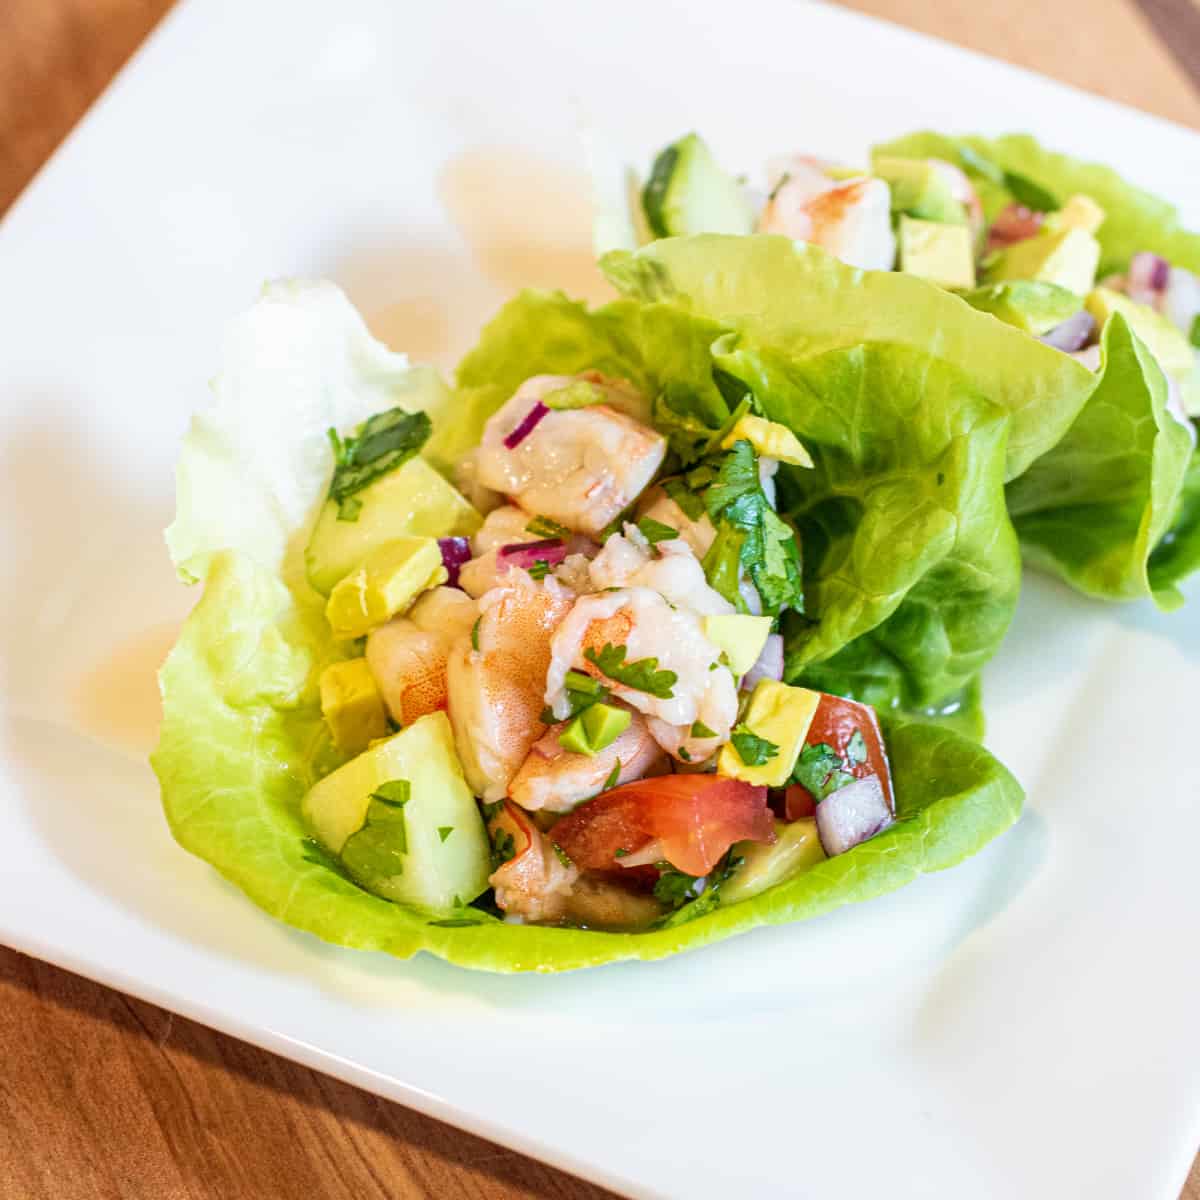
[71,623,179,756]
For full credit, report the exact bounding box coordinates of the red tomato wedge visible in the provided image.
[785,692,894,820]
[551,775,774,878]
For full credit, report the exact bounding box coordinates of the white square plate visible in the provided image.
[2,2,1199,1196]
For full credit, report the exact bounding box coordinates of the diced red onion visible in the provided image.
[497,538,568,571]
[503,402,549,449]
[987,203,1043,250]
[1039,310,1096,353]
[1128,251,1170,306]
[742,634,784,690]
[815,775,891,856]
[1163,265,1200,335]
[437,537,472,587]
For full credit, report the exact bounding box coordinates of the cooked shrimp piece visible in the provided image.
[472,375,667,538]
[544,588,738,763]
[636,487,716,559]
[364,587,477,727]
[509,706,668,813]
[487,801,578,923]
[446,573,574,801]
[459,504,598,599]
[758,159,895,271]
[589,531,735,616]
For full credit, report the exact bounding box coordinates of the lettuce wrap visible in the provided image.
[152,278,1023,972]
[874,132,1200,607]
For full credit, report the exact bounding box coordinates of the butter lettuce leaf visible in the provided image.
[1006,314,1195,607]
[152,279,1023,972]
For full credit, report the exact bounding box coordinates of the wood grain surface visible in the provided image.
[0,2,1197,1198]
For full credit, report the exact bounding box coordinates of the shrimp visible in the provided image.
[365,587,477,726]
[472,375,667,538]
[588,530,735,616]
[445,573,574,801]
[509,706,668,813]
[488,802,663,929]
[635,486,716,559]
[459,504,598,599]
[758,159,894,272]
[545,588,738,764]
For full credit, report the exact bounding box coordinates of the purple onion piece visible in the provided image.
[741,634,784,691]
[497,538,568,571]
[815,776,891,856]
[1129,252,1170,306]
[437,537,472,587]
[1039,310,1096,353]
[503,401,549,449]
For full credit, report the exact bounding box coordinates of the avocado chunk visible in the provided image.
[1085,288,1197,377]
[325,536,447,640]
[721,818,826,905]
[319,658,390,754]
[720,414,813,467]
[302,712,490,910]
[703,613,773,676]
[960,280,1084,335]
[558,702,632,756]
[1043,193,1105,236]
[306,457,481,596]
[984,227,1101,295]
[873,156,965,225]
[642,133,754,239]
[717,680,820,787]
[898,216,976,288]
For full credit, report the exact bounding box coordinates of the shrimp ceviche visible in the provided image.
[157,126,1197,970]
[306,367,896,930]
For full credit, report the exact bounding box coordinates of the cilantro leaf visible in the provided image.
[653,866,706,908]
[471,616,481,652]
[792,742,855,802]
[527,559,551,581]
[602,759,622,791]
[701,520,747,611]
[662,477,706,521]
[690,720,717,738]
[551,842,574,869]
[339,780,411,880]
[526,514,571,539]
[636,516,680,546]
[584,643,677,699]
[730,725,780,767]
[327,407,432,520]
[437,826,454,843]
[563,669,611,718]
[958,146,1059,212]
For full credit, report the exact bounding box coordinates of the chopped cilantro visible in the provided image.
[678,746,692,762]
[427,917,484,927]
[299,837,354,883]
[614,848,630,859]
[701,521,748,611]
[551,842,574,869]
[526,515,571,539]
[602,759,622,791]
[480,799,505,821]
[339,781,411,880]
[598,501,638,542]
[792,742,855,802]
[527,559,551,581]
[471,616,481,652]
[690,720,717,739]
[327,407,432,520]
[563,669,611,718]
[651,850,744,927]
[636,516,680,547]
[437,826,454,843]
[958,145,1059,211]
[490,827,516,869]
[653,866,705,907]
[662,477,706,521]
[584,643,677,699]
[730,725,780,767]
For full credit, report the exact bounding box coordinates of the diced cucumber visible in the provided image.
[642,133,753,239]
[301,712,490,911]
[305,456,481,595]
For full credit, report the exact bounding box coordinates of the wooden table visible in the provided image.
[1,2,1198,1197]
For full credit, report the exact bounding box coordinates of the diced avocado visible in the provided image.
[1085,288,1197,377]
[301,712,490,910]
[325,536,447,640]
[306,457,481,596]
[721,819,826,905]
[558,702,631,756]
[873,156,965,225]
[720,414,813,467]
[642,133,754,239]
[960,281,1083,336]
[717,680,820,787]
[1043,193,1105,236]
[898,216,976,289]
[703,613,773,676]
[319,658,390,754]
[984,227,1101,295]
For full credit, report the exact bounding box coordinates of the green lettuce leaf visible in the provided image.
[1006,314,1195,607]
[1149,444,1200,597]
[153,550,1021,971]
[153,279,1023,971]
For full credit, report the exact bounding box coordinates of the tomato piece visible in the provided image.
[550,775,774,878]
[786,692,893,819]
